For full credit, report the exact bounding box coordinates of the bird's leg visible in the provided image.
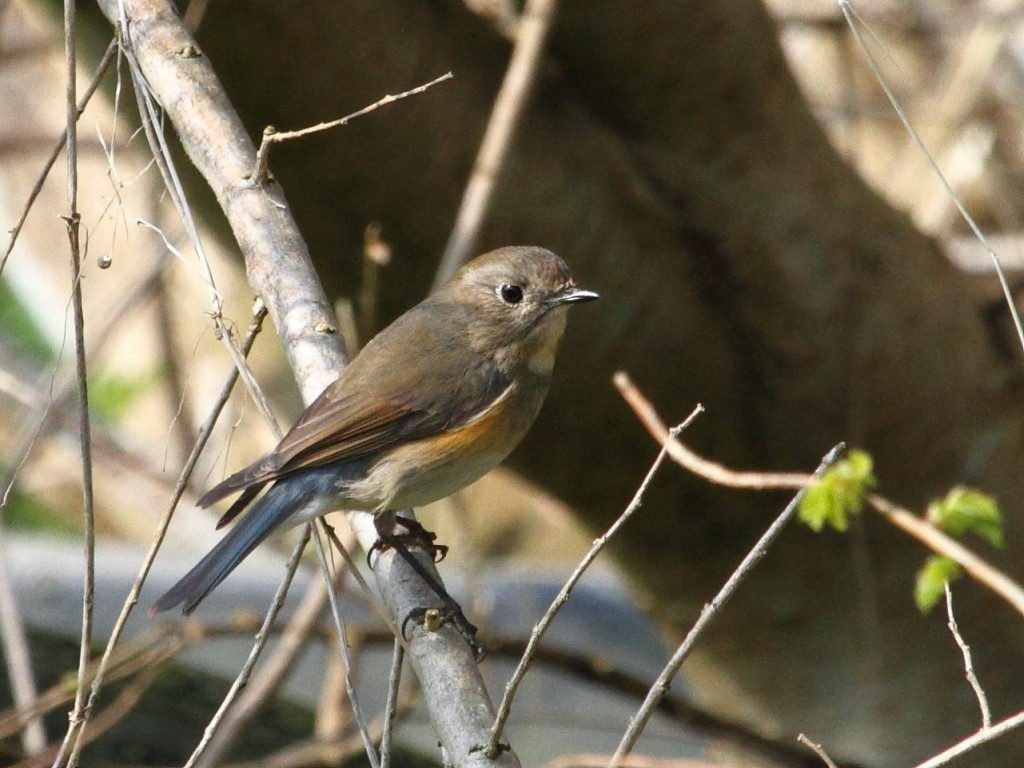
[370,512,482,659]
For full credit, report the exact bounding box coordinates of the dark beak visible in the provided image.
[552,286,600,306]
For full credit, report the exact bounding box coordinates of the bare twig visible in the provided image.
[486,405,704,756]
[18,656,168,768]
[944,583,991,729]
[838,0,1024,358]
[65,302,268,766]
[193,579,328,768]
[250,73,454,185]
[183,525,312,768]
[610,445,844,766]
[379,637,405,768]
[913,710,1024,768]
[868,494,1024,619]
[52,2,98,765]
[314,522,379,768]
[434,0,559,286]
[797,733,840,768]
[0,38,117,277]
[0,541,45,754]
[614,371,1024,620]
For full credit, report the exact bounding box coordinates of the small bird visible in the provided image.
[153,246,598,615]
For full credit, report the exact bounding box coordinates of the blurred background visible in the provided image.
[3,0,1024,765]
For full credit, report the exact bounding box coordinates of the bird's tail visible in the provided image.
[151,476,322,615]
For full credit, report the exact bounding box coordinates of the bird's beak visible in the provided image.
[551,286,600,306]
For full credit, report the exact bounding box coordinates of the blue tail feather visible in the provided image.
[151,477,320,615]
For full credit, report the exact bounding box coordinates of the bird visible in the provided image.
[152,246,598,616]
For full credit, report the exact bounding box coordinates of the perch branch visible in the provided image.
[90,2,517,764]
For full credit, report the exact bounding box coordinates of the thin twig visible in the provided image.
[838,0,1024,358]
[313,522,380,768]
[250,73,454,184]
[53,2,98,765]
[869,494,1024,619]
[912,710,1024,768]
[192,523,362,768]
[18,656,168,768]
[485,405,704,757]
[64,302,268,766]
[379,637,405,768]
[797,733,840,768]
[183,525,312,768]
[609,445,844,766]
[613,371,1024,620]
[0,38,117,277]
[434,0,559,286]
[944,583,991,729]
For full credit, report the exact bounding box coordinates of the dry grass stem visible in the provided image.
[314,522,379,768]
[0,541,45,754]
[379,636,405,768]
[183,525,312,768]
[0,37,117,276]
[63,301,268,766]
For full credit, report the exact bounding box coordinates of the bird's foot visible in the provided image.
[366,515,448,568]
[402,606,485,661]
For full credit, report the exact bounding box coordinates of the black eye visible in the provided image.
[497,283,524,305]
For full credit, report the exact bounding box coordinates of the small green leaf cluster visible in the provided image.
[797,450,1005,615]
[915,487,1004,614]
[798,449,876,532]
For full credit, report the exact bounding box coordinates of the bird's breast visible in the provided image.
[355,377,550,512]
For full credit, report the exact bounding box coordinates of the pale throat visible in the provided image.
[527,307,568,374]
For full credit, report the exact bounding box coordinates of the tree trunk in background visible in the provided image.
[119,0,1022,763]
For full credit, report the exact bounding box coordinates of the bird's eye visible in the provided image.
[497,283,524,305]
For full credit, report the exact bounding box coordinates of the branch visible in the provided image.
[434,0,559,286]
[90,2,518,764]
[251,73,454,185]
[609,444,844,765]
[613,371,1024,620]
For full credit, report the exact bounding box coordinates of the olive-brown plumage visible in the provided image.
[153,246,597,614]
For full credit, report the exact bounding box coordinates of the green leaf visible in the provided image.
[915,555,962,614]
[798,449,877,532]
[89,367,160,422]
[0,278,53,362]
[927,486,1004,549]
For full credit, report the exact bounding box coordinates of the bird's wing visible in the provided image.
[198,301,508,509]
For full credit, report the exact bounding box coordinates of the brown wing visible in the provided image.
[198,298,508,511]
